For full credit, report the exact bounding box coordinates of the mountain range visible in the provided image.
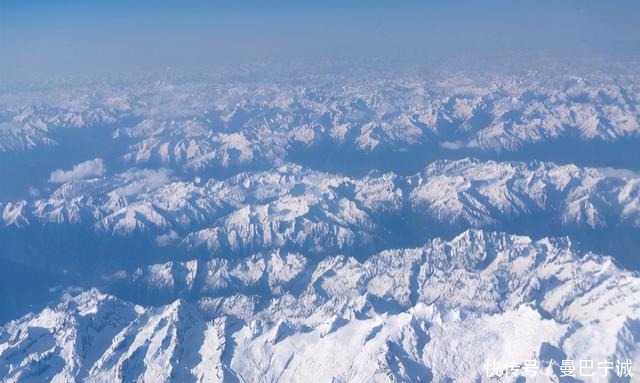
[1,69,639,382]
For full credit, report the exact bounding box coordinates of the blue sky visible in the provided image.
[2,0,639,76]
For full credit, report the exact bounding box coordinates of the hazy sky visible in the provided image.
[2,0,639,77]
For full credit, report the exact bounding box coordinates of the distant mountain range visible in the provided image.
[2,73,639,169]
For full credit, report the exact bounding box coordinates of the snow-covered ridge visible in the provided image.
[2,73,639,169]
[2,159,638,258]
[409,158,640,228]
[0,94,132,152]
[1,230,638,382]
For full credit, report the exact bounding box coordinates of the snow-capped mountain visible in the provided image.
[1,66,639,382]
[409,159,640,228]
[0,94,132,152]
[3,159,638,263]
[1,231,638,382]
[2,72,639,173]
